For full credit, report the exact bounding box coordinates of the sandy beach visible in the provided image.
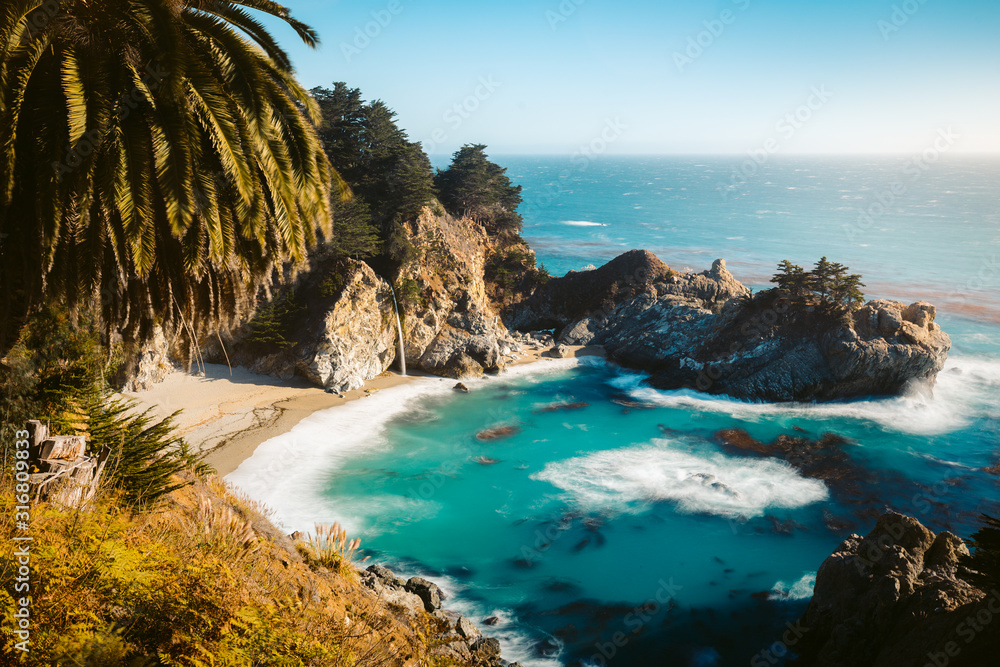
[123,344,604,476]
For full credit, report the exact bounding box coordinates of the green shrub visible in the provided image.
[244,290,306,348]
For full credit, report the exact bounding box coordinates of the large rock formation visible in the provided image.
[121,325,178,392]
[222,259,399,394]
[795,513,999,667]
[207,206,521,392]
[506,250,950,401]
[394,206,520,379]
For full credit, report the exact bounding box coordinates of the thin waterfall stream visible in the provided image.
[388,284,407,375]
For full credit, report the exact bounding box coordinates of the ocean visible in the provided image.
[228,156,1000,667]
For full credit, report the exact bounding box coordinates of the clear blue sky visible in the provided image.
[262,0,1000,156]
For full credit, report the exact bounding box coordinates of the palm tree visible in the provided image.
[0,0,341,359]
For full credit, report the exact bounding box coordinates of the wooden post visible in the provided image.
[25,420,47,463]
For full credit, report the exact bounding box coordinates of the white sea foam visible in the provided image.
[531,440,828,519]
[768,572,817,601]
[608,355,1000,436]
[561,220,608,227]
[226,357,584,533]
[384,565,563,667]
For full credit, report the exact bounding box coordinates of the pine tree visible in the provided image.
[328,198,380,259]
[770,260,808,295]
[311,84,436,262]
[435,145,524,234]
[768,258,866,312]
[831,273,866,311]
[810,257,835,298]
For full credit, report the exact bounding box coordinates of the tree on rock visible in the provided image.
[435,145,523,235]
[768,258,866,312]
[312,83,436,262]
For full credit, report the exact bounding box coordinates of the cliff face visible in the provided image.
[796,513,999,667]
[229,259,400,393]
[192,205,520,392]
[395,206,520,379]
[505,251,950,401]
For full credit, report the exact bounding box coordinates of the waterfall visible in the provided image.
[388,284,407,376]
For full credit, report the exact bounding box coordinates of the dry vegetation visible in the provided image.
[0,472,450,666]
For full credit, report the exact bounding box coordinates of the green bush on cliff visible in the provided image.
[312,83,436,264]
[243,290,306,349]
[768,257,866,312]
[436,144,524,235]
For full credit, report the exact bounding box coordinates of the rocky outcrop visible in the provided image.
[128,205,528,392]
[505,251,950,401]
[796,513,999,666]
[121,325,178,391]
[361,563,521,667]
[225,259,399,394]
[505,249,676,337]
[395,206,521,379]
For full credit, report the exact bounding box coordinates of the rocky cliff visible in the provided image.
[506,250,951,401]
[394,206,521,379]
[195,205,521,392]
[795,512,999,666]
[217,258,399,394]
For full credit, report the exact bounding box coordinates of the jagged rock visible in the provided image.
[456,616,482,640]
[122,325,178,391]
[398,207,520,380]
[405,576,443,612]
[361,570,426,615]
[454,382,471,393]
[506,249,676,334]
[483,616,500,626]
[471,637,502,661]
[366,564,407,589]
[223,259,399,393]
[506,251,950,401]
[796,512,997,667]
[548,344,571,358]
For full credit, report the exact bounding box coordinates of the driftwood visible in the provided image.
[25,420,110,507]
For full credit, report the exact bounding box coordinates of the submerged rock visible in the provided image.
[532,401,589,414]
[476,425,521,441]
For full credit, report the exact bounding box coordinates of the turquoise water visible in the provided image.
[230,157,1000,666]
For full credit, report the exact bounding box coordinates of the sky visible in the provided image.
[260,0,1000,156]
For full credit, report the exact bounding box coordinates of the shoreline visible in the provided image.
[123,344,605,477]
